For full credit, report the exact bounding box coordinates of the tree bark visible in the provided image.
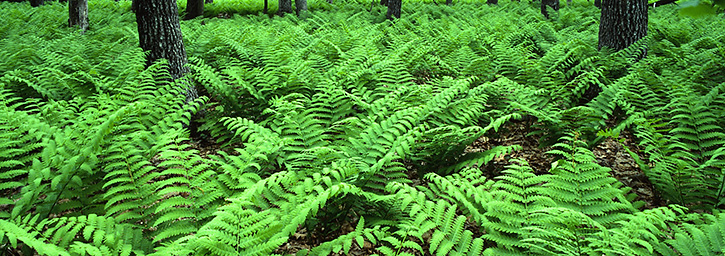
[386,0,401,19]
[133,0,197,101]
[30,0,44,7]
[278,0,293,16]
[598,0,648,52]
[68,0,88,32]
[541,0,559,18]
[185,0,204,20]
[295,0,307,16]
[264,0,268,14]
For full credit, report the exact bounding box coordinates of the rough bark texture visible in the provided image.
[278,0,293,16]
[598,0,648,51]
[134,0,197,101]
[185,0,204,20]
[68,0,88,32]
[386,0,401,19]
[30,0,44,7]
[541,0,559,18]
[295,0,307,16]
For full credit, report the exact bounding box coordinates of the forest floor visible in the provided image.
[188,119,663,256]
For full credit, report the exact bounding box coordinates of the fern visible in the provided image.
[666,212,725,256]
[386,182,485,256]
[545,134,637,225]
[482,159,554,254]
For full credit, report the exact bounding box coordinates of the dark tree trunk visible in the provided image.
[264,0,268,14]
[68,0,88,32]
[278,0,293,16]
[487,0,497,4]
[205,0,213,3]
[386,0,401,19]
[598,0,648,52]
[30,0,44,7]
[541,0,559,18]
[295,0,307,16]
[185,0,204,20]
[133,0,197,101]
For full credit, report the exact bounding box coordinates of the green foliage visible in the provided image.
[1,0,724,255]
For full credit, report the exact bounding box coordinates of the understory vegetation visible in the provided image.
[1,0,725,255]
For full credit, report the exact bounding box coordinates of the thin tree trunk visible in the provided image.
[541,0,559,18]
[30,0,44,7]
[278,0,293,16]
[295,0,307,16]
[598,0,648,52]
[264,0,268,14]
[133,0,197,102]
[386,0,401,19]
[185,0,204,20]
[68,0,88,32]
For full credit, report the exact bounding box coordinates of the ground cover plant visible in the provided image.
[1,0,725,255]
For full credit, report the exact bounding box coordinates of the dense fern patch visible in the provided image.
[1,0,724,255]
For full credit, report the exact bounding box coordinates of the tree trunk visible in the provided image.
[278,0,293,16]
[68,0,88,32]
[295,0,307,16]
[541,0,559,18]
[598,0,648,52]
[30,0,44,7]
[264,0,268,14]
[185,0,204,20]
[386,0,401,19]
[133,0,197,101]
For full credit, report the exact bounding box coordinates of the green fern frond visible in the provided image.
[482,159,554,253]
[667,212,725,256]
[546,135,636,225]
